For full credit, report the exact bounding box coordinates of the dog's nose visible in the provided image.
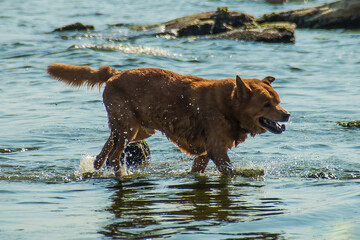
[282,113,290,122]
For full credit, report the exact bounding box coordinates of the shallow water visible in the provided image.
[1,0,360,239]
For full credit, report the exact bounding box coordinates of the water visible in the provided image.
[1,0,360,239]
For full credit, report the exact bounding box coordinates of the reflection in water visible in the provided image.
[100,176,284,239]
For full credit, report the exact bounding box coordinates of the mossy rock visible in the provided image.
[257,22,296,32]
[236,168,265,177]
[337,120,360,128]
[215,21,296,43]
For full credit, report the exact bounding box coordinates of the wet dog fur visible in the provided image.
[48,63,290,177]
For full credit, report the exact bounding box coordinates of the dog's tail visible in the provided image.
[47,63,118,88]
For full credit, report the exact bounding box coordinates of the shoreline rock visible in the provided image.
[52,0,360,43]
[131,8,256,35]
[131,8,295,43]
[257,0,360,29]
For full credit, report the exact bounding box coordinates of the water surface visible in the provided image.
[1,0,360,239]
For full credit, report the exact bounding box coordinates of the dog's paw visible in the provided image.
[114,167,130,179]
[217,164,237,176]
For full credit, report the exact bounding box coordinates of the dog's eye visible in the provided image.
[264,102,271,108]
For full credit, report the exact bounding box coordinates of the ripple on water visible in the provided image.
[98,175,284,239]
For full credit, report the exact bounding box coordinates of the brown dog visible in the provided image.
[48,63,290,177]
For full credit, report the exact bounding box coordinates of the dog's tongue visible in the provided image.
[281,124,286,132]
[272,121,286,134]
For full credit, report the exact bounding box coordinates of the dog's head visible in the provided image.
[234,75,290,135]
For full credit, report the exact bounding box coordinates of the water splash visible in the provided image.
[1,155,357,183]
[73,155,116,180]
[79,155,96,174]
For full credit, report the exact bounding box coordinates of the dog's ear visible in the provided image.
[236,75,251,98]
[262,76,275,85]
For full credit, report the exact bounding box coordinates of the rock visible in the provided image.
[131,8,295,43]
[236,168,265,178]
[307,171,337,179]
[53,22,95,32]
[132,8,256,36]
[257,0,360,29]
[337,120,360,128]
[213,22,296,43]
[176,20,214,37]
[105,140,151,167]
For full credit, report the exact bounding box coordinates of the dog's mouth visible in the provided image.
[259,117,286,134]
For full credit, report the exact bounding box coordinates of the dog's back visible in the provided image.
[103,68,235,155]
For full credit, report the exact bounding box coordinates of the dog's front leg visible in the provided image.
[107,141,128,178]
[94,131,128,177]
[191,154,210,173]
[207,148,236,175]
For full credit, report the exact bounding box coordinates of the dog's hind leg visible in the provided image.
[107,126,140,177]
[191,154,210,173]
[94,133,115,170]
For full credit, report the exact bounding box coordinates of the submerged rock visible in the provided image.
[337,120,360,128]
[307,171,337,179]
[53,22,95,32]
[257,0,360,29]
[131,8,295,43]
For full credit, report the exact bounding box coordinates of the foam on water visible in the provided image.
[75,155,116,179]
[73,43,182,57]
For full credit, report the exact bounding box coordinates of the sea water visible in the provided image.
[1,0,359,239]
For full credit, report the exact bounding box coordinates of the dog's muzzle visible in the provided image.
[281,113,290,122]
[259,113,290,134]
